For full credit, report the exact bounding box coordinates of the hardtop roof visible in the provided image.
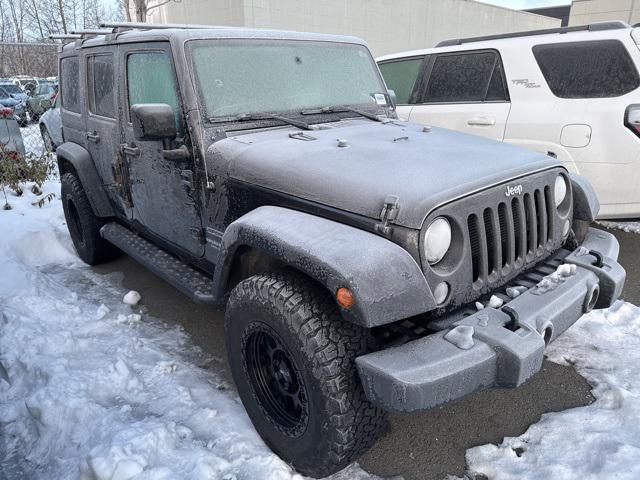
[61,26,367,52]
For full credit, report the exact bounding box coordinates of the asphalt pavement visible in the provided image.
[92,226,638,480]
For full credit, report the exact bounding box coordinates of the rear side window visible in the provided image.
[378,57,424,104]
[88,54,116,118]
[127,51,181,130]
[61,57,80,113]
[421,50,509,103]
[533,40,640,98]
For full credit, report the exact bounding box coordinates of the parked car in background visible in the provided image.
[0,81,29,107]
[26,81,58,121]
[9,76,39,92]
[0,106,26,160]
[0,87,27,127]
[378,21,640,219]
[39,94,62,152]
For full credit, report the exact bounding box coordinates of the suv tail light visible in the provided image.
[0,107,13,118]
[625,105,640,138]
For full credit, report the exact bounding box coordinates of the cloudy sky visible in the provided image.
[478,0,571,8]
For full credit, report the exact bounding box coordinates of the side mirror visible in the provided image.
[130,103,176,141]
[387,89,397,109]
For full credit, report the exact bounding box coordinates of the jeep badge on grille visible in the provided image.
[505,184,523,197]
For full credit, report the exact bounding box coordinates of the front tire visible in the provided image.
[225,271,386,478]
[61,173,120,265]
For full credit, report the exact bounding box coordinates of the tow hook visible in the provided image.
[589,249,604,268]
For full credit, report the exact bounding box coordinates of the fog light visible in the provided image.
[433,282,449,305]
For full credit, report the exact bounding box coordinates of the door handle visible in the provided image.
[467,116,496,127]
[122,145,140,156]
[86,132,100,143]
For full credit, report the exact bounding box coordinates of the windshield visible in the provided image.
[0,84,21,95]
[188,39,387,118]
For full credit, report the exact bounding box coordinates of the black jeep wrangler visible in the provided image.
[56,23,625,478]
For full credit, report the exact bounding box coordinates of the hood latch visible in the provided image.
[375,195,400,236]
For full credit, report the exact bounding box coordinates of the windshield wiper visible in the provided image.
[209,112,312,130]
[300,105,385,122]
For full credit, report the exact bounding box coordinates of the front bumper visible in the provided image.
[356,227,625,412]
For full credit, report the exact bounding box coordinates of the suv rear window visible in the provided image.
[378,57,424,104]
[420,50,508,103]
[533,40,640,98]
[61,56,80,113]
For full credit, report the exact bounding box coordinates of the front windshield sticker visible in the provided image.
[374,93,387,106]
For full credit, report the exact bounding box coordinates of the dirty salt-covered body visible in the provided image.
[53,24,625,476]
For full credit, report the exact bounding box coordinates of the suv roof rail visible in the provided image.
[436,21,630,47]
[100,21,225,32]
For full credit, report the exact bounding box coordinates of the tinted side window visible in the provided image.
[127,51,180,130]
[61,57,80,113]
[378,57,424,104]
[422,51,508,103]
[88,54,116,118]
[533,40,640,98]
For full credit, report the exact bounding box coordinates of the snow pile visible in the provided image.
[444,325,475,350]
[463,300,640,480]
[123,290,142,306]
[599,221,640,234]
[0,182,381,480]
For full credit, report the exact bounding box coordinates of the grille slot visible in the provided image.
[467,186,556,286]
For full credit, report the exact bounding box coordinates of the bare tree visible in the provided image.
[130,0,181,23]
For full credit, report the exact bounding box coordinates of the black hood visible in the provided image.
[207,120,561,229]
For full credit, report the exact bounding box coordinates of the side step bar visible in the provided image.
[100,222,217,305]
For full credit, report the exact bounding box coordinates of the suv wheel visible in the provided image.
[225,271,386,478]
[61,173,120,265]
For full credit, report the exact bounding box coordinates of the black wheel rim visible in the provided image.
[243,323,309,437]
[67,199,85,246]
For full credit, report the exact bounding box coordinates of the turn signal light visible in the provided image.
[336,287,354,309]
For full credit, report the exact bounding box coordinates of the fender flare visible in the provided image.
[56,142,114,217]
[570,172,599,222]
[213,206,436,328]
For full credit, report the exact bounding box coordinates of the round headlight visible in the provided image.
[554,175,568,207]
[424,217,452,265]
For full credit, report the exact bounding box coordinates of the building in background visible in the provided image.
[525,5,571,26]
[569,0,640,25]
[146,0,560,56]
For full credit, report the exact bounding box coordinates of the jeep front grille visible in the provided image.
[467,188,554,283]
[421,168,571,309]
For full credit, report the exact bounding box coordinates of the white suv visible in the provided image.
[377,21,640,219]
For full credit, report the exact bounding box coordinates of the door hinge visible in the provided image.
[375,195,400,236]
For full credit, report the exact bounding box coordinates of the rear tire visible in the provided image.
[61,172,120,265]
[225,270,386,478]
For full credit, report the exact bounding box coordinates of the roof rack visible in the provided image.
[100,21,222,32]
[69,29,113,36]
[436,21,630,47]
[49,34,82,40]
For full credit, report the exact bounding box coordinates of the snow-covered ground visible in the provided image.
[0,181,379,480]
[598,221,640,235]
[3,179,640,480]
